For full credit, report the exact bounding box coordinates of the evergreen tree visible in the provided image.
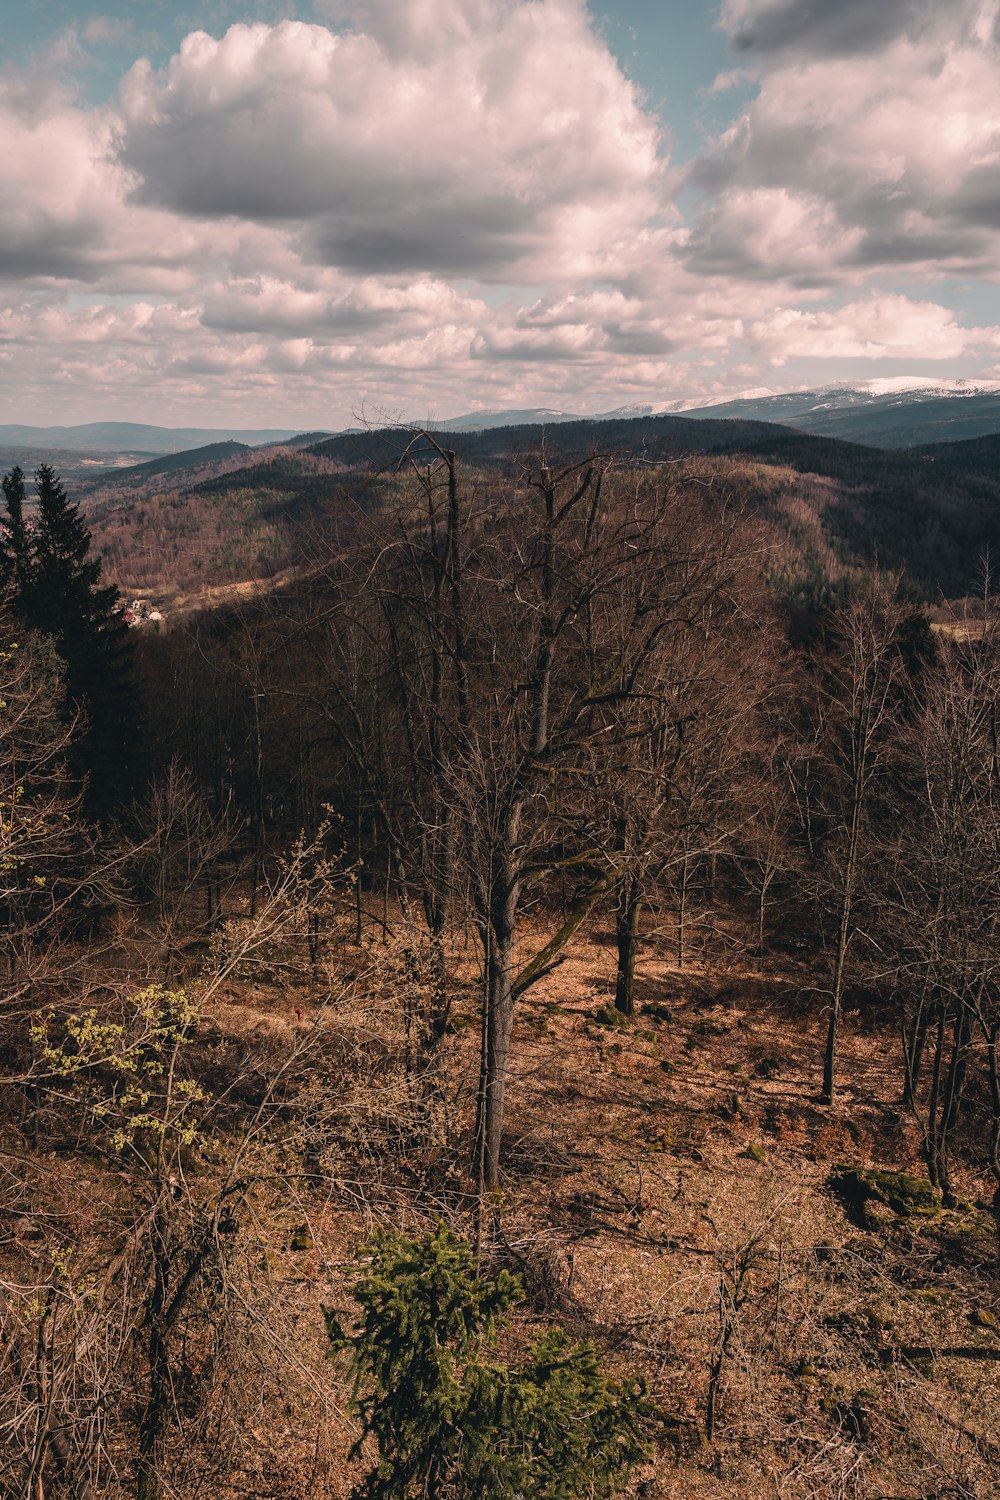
[0,463,143,812]
[326,1226,651,1500]
[0,465,34,605]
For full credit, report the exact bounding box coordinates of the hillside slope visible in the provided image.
[76,413,1000,606]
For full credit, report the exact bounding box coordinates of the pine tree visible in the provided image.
[326,1226,651,1500]
[0,465,34,605]
[1,463,143,812]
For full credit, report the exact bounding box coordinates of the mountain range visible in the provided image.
[426,381,1000,448]
[5,381,1000,460]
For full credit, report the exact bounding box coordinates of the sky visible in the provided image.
[2,0,1000,427]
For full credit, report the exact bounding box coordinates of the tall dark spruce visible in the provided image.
[1,463,142,813]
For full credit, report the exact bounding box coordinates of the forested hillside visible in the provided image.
[3,435,1000,1500]
[80,412,1000,607]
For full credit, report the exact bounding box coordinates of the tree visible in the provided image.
[604,581,776,1013]
[129,759,242,973]
[0,464,34,603]
[0,622,111,998]
[327,1224,650,1500]
[804,586,911,1104]
[880,623,1000,1201]
[1,463,143,812]
[450,459,745,1188]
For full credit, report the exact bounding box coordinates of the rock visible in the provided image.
[827,1165,943,1229]
[290,1224,312,1251]
[642,1002,675,1023]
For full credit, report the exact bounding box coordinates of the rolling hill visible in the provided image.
[0,421,302,456]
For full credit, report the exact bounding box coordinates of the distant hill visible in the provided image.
[66,406,1000,606]
[910,432,1000,471]
[112,441,253,480]
[0,421,301,455]
[303,412,1000,599]
[305,412,788,469]
[398,404,654,432]
[277,432,336,448]
[405,383,1000,449]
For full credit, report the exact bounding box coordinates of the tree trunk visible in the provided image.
[614,879,640,1016]
[136,1206,170,1500]
[676,853,689,968]
[481,933,516,1191]
[925,1005,946,1192]
[821,793,862,1105]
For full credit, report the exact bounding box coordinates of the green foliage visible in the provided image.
[327,1225,651,1500]
[0,465,33,601]
[30,985,205,1154]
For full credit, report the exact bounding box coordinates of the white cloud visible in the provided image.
[117,8,664,283]
[748,294,994,363]
[0,0,998,423]
[693,0,1000,280]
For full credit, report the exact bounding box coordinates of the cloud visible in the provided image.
[0,89,116,280]
[722,0,941,58]
[201,274,484,336]
[117,7,664,281]
[747,294,992,363]
[689,1,1000,280]
[1,0,999,425]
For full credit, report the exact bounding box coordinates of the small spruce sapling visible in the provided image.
[326,1224,651,1500]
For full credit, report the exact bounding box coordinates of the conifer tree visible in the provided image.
[0,465,34,605]
[327,1226,651,1500]
[0,463,143,812]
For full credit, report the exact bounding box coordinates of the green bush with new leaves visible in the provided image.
[326,1224,651,1500]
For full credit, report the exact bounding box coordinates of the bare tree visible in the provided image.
[880,621,1000,1200]
[805,585,910,1104]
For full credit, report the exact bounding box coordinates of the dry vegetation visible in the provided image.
[6,892,998,1499]
[4,439,1000,1499]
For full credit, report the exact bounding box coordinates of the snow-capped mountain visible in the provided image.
[670,380,1000,447]
[421,380,1000,446]
[428,402,657,430]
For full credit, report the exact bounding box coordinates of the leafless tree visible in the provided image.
[804,585,911,1104]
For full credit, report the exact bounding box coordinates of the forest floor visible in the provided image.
[199,915,1000,1499]
[8,912,999,1498]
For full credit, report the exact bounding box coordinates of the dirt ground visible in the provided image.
[206,912,1000,1499]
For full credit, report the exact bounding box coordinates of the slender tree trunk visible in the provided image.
[676,852,689,968]
[475,826,521,1192]
[821,793,862,1105]
[482,930,516,1191]
[136,1205,170,1500]
[614,878,640,1016]
[925,1005,946,1192]
[903,992,931,1109]
[986,1020,1000,1259]
[706,1281,734,1443]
